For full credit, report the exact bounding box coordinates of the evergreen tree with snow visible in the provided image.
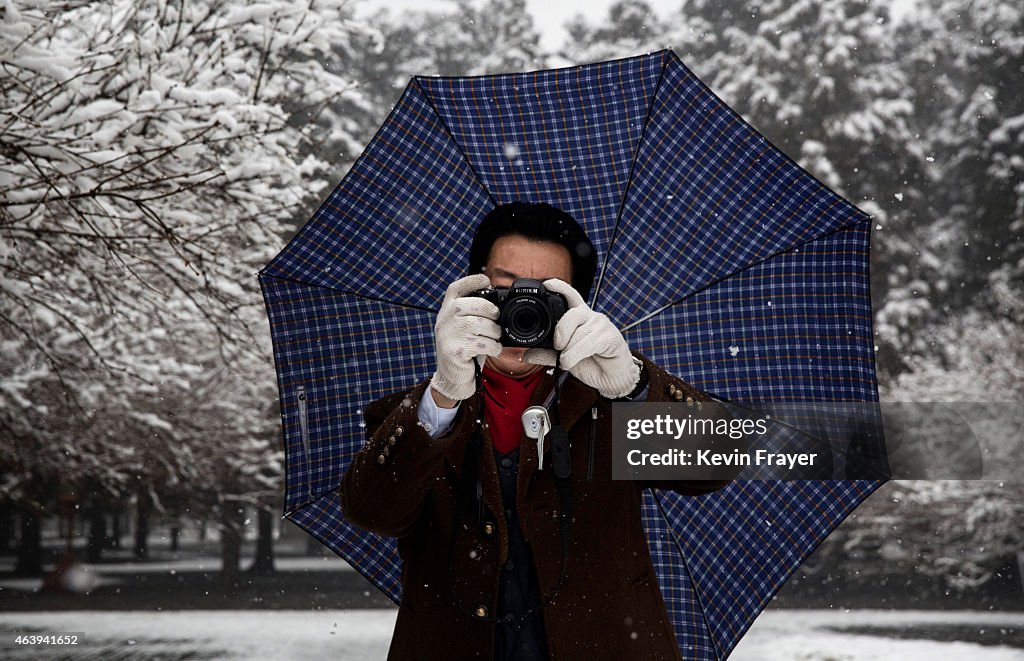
[354,0,546,118]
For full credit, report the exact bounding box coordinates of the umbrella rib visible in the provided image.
[259,272,439,315]
[592,50,672,309]
[651,490,725,661]
[412,78,499,208]
[259,82,432,281]
[621,216,871,332]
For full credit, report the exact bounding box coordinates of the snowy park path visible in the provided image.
[0,609,1021,660]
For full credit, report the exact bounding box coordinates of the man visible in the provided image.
[340,202,730,660]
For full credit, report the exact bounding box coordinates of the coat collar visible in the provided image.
[442,368,599,479]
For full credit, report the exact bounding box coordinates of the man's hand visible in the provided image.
[524,278,640,399]
[429,274,503,404]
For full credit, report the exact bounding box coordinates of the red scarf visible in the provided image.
[481,365,545,453]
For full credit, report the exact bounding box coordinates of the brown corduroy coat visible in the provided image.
[339,353,730,660]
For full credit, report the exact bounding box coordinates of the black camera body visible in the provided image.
[471,278,569,348]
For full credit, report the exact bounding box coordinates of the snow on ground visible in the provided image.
[730,610,1024,661]
[0,610,393,660]
[0,609,1021,660]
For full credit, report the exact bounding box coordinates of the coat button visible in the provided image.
[388,436,397,446]
[673,390,684,401]
[686,396,694,407]
[376,454,386,465]
[382,447,390,457]
[668,384,677,396]
[483,522,495,536]
[475,605,488,618]
[394,426,404,436]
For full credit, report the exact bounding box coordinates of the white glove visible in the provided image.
[524,278,640,399]
[430,274,503,402]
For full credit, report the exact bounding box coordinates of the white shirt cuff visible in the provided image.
[418,387,460,439]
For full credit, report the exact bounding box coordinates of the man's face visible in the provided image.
[483,234,573,376]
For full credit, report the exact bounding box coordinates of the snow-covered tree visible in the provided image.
[834,480,1024,592]
[872,0,1024,388]
[562,0,666,62]
[906,0,1023,298]
[0,0,373,533]
[354,0,546,116]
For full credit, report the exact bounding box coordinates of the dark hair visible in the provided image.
[467,202,598,301]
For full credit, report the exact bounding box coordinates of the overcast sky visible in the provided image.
[357,0,916,52]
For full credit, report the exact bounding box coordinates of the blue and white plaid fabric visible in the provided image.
[259,50,883,659]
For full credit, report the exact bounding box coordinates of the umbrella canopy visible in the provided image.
[259,50,884,659]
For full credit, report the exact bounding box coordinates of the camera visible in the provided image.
[471,278,569,348]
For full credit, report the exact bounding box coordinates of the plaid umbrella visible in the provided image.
[259,50,885,659]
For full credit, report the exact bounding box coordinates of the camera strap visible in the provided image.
[545,371,573,481]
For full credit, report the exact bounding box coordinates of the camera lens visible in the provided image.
[503,297,551,346]
[513,308,539,331]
